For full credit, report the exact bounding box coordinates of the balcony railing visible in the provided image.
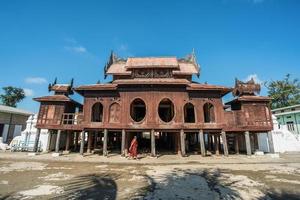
[61,113,83,125]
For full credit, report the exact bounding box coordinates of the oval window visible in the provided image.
[158,98,175,122]
[130,98,146,122]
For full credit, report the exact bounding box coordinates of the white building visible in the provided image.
[258,115,300,153]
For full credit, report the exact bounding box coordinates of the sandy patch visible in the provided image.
[39,172,74,181]
[272,178,300,184]
[46,166,72,170]
[18,185,63,196]
[0,180,8,185]
[95,164,108,169]
[128,175,145,182]
[218,173,265,199]
[0,161,47,173]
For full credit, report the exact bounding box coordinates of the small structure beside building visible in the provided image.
[258,115,300,153]
[0,105,33,143]
[272,104,300,135]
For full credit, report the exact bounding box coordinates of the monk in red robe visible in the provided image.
[129,136,138,159]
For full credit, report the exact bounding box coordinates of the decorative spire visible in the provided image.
[232,78,261,97]
[103,50,125,79]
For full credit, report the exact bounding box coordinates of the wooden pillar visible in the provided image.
[80,131,85,155]
[267,131,275,153]
[174,132,180,155]
[151,129,156,157]
[221,131,228,156]
[33,128,41,152]
[46,131,52,152]
[235,134,240,154]
[207,133,212,152]
[74,132,78,151]
[93,132,98,150]
[103,129,108,157]
[65,131,70,151]
[199,130,206,157]
[180,129,186,157]
[244,131,251,156]
[121,129,126,156]
[87,132,92,153]
[214,134,220,155]
[55,130,61,153]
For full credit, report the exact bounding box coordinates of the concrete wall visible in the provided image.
[0,112,30,143]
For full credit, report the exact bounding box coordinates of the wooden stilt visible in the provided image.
[175,132,180,155]
[221,131,228,156]
[215,134,220,155]
[65,131,70,151]
[208,133,211,152]
[121,129,125,156]
[80,131,85,155]
[245,131,251,156]
[267,131,275,153]
[93,132,98,151]
[87,132,92,153]
[33,128,41,152]
[199,130,206,157]
[235,134,240,154]
[46,130,52,152]
[103,129,108,157]
[180,129,186,157]
[151,129,156,157]
[55,130,61,153]
[74,132,78,151]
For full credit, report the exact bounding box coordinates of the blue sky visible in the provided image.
[0,0,299,113]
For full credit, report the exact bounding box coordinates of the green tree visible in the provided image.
[0,86,25,107]
[266,74,300,109]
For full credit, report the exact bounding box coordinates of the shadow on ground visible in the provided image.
[132,169,242,199]
[51,173,119,200]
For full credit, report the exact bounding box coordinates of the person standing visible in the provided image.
[129,136,138,159]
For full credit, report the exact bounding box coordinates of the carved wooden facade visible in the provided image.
[33,52,273,156]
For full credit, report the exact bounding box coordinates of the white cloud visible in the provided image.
[25,77,47,84]
[116,43,133,57]
[64,46,87,53]
[64,37,88,54]
[24,88,34,97]
[244,74,263,84]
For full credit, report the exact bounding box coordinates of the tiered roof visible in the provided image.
[104,51,200,77]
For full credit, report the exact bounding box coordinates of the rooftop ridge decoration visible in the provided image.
[48,77,74,95]
[178,49,200,77]
[104,51,126,79]
[104,50,201,79]
[232,78,261,97]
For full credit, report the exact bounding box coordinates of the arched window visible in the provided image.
[184,103,195,123]
[130,98,146,122]
[109,103,121,123]
[158,98,175,122]
[203,103,215,123]
[91,102,103,122]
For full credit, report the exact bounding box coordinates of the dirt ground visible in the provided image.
[0,153,300,200]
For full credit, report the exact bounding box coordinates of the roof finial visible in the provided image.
[53,77,57,85]
[70,78,74,88]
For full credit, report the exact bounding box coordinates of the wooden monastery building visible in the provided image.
[33,52,274,157]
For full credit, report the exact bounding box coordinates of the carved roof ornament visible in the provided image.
[48,77,74,95]
[181,49,200,78]
[104,50,200,78]
[232,78,261,97]
[104,51,126,79]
